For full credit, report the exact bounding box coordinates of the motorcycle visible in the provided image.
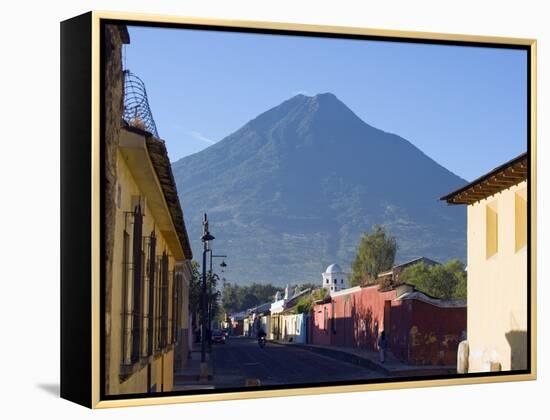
[258,335,266,348]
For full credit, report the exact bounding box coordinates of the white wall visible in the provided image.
[2,1,547,419]
[467,181,528,372]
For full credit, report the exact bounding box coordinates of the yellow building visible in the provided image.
[105,125,194,395]
[442,153,528,373]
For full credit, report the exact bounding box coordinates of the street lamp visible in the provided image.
[200,213,214,378]
[210,254,227,272]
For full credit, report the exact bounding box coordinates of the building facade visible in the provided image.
[105,126,194,395]
[322,263,348,293]
[442,153,528,372]
[104,24,193,395]
[311,284,466,365]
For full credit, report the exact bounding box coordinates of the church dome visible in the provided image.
[325,263,342,273]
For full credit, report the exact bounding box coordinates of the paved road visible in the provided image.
[210,337,386,388]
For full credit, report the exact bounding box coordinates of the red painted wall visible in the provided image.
[406,300,465,365]
[312,302,333,346]
[311,286,466,366]
[311,286,397,350]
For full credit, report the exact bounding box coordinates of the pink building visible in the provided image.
[311,285,466,365]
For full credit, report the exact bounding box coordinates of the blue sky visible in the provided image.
[124,26,527,181]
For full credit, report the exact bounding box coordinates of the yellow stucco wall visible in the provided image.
[106,149,188,395]
[466,181,528,372]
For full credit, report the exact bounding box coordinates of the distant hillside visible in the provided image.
[172,93,466,286]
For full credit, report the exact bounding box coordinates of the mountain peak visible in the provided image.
[313,92,338,100]
[287,91,341,104]
[248,92,362,135]
[173,92,467,286]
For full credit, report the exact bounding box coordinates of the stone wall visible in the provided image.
[103,23,129,392]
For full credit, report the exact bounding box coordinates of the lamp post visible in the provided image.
[200,213,214,377]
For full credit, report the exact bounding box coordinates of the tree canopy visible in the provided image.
[188,260,202,314]
[399,259,467,300]
[221,282,283,314]
[188,261,223,323]
[292,287,328,314]
[350,225,397,286]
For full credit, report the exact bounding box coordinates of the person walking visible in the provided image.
[378,331,389,363]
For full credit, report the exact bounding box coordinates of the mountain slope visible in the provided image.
[172,93,466,286]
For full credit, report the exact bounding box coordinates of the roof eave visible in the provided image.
[441,152,528,205]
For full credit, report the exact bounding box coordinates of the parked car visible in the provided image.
[211,329,226,344]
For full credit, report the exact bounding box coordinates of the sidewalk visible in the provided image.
[271,340,456,377]
[173,343,215,390]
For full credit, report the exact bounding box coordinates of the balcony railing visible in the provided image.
[123,70,160,138]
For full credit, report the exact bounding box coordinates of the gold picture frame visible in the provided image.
[60,10,537,409]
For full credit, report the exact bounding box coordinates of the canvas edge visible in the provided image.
[80,10,537,409]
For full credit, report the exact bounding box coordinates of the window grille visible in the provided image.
[160,252,169,349]
[121,229,131,365]
[130,204,143,364]
[146,231,156,356]
[172,270,179,344]
[155,256,161,351]
[140,249,147,358]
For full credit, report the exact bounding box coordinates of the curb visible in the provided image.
[174,374,214,381]
[270,341,456,377]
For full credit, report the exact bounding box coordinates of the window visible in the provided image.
[515,188,527,251]
[121,202,144,366]
[341,279,343,284]
[154,256,161,351]
[326,278,329,284]
[486,201,498,258]
[116,184,122,208]
[130,204,144,364]
[140,249,146,358]
[172,270,180,344]
[160,252,169,349]
[333,278,337,284]
[146,231,156,356]
[121,229,131,365]
[323,307,328,331]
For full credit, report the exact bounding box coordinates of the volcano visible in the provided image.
[172,93,466,286]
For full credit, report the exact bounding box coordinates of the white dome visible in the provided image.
[325,263,342,273]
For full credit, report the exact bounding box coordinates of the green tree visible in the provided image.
[453,270,467,299]
[221,282,283,313]
[221,282,241,314]
[350,225,397,286]
[188,261,225,327]
[246,283,282,304]
[207,272,221,325]
[312,287,328,301]
[188,260,202,314]
[293,294,313,314]
[400,259,467,300]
